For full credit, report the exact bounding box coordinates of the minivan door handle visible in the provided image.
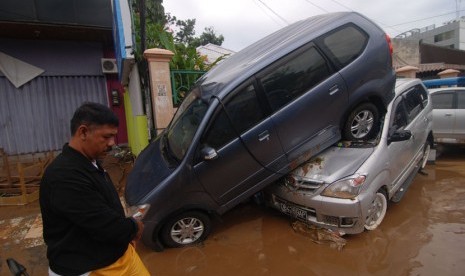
[329,85,339,95]
[258,130,270,142]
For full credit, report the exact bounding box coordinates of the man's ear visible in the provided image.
[77,125,89,140]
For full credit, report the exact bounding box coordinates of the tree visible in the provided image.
[192,27,224,48]
[131,0,227,122]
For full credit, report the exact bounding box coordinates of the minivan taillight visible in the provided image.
[385,34,393,55]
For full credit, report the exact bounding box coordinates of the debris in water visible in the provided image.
[291,221,347,251]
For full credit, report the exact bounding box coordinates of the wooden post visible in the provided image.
[17,163,27,203]
[143,48,175,135]
[1,148,12,186]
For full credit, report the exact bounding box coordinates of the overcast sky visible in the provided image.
[163,0,461,51]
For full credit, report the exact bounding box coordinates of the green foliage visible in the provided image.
[131,0,228,110]
[131,0,225,71]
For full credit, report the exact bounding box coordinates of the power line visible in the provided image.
[257,0,290,25]
[328,0,352,11]
[251,0,284,26]
[387,10,465,27]
[303,0,328,13]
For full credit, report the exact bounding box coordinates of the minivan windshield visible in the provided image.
[166,88,208,161]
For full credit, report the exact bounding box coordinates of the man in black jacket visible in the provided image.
[40,102,149,275]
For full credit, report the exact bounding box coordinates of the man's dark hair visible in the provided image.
[70,102,119,135]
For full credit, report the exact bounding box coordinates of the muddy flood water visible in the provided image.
[1,146,464,276]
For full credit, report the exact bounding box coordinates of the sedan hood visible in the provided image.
[125,136,176,205]
[289,145,374,184]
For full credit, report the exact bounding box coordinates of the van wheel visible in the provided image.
[343,103,379,140]
[364,189,387,231]
[160,211,211,248]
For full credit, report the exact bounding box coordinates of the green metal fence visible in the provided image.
[170,70,206,107]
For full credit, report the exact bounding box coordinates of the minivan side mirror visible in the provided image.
[388,129,412,144]
[201,146,218,161]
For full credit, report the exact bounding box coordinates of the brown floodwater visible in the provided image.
[1,146,464,276]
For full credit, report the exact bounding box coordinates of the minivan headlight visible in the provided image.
[128,204,151,220]
[321,174,366,199]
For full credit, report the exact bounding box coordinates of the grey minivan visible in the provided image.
[265,78,433,234]
[125,12,395,250]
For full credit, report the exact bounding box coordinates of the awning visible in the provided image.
[0,51,44,88]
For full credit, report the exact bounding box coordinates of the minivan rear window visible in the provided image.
[321,25,368,67]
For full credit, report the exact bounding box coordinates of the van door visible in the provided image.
[456,91,465,140]
[258,44,347,163]
[193,82,286,206]
[387,86,428,191]
[431,92,455,141]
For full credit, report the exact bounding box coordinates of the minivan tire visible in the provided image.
[343,102,380,140]
[160,211,211,248]
[364,189,387,231]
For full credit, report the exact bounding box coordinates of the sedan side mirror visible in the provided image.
[388,129,412,143]
[201,146,218,161]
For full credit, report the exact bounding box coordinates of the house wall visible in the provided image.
[0,38,127,154]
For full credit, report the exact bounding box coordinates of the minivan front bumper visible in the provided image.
[264,184,370,234]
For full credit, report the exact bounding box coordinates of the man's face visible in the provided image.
[83,124,118,160]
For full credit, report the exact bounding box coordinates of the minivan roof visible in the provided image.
[197,12,376,100]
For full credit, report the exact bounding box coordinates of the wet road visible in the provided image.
[1,146,464,275]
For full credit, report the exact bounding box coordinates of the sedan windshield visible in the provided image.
[166,88,208,161]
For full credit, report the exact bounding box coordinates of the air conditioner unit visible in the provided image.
[101,58,118,74]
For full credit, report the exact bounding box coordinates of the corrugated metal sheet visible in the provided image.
[0,76,108,155]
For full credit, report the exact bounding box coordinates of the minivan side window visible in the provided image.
[260,46,331,111]
[431,93,454,109]
[391,99,408,132]
[404,87,424,122]
[320,25,368,67]
[202,84,265,149]
[416,85,429,107]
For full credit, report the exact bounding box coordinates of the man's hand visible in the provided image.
[131,219,144,248]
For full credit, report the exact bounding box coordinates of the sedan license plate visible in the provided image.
[279,201,307,220]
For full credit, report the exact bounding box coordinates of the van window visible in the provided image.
[167,90,208,160]
[404,88,424,122]
[391,100,408,131]
[321,25,368,67]
[260,46,331,111]
[203,84,265,149]
[431,93,454,109]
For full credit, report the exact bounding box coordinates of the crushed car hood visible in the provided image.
[289,145,374,183]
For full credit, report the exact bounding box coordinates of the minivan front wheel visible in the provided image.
[160,211,211,248]
[343,102,379,140]
[364,189,387,231]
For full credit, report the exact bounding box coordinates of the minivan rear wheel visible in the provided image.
[364,189,387,231]
[343,102,380,141]
[160,211,211,248]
